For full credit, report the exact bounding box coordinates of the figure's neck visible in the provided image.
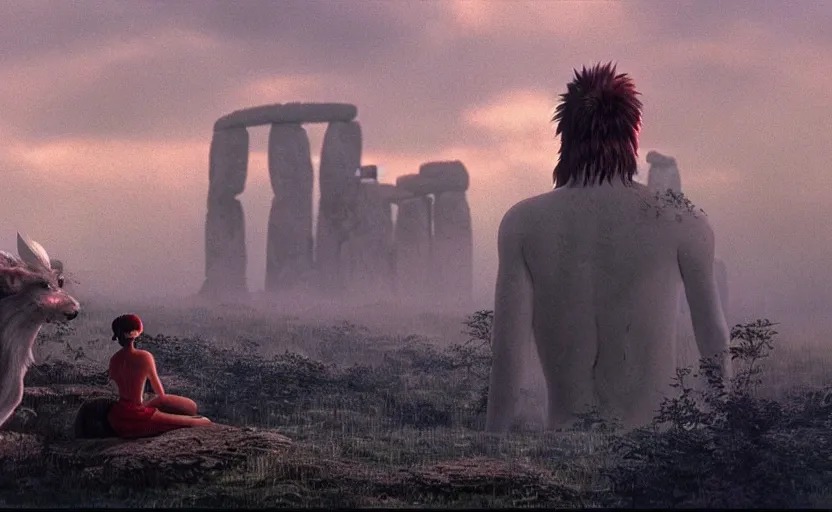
[556,177,638,190]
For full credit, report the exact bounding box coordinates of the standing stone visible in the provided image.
[341,178,395,296]
[432,191,473,307]
[208,128,249,199]
[315,121,362,291]
[265,124,314,292]
[646,151,681,194]
[419,161,473,308]
[201,196,247,296]
[202,127,249,296]
[394,191,432,301]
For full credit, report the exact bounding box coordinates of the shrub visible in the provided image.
[604,319,832,508]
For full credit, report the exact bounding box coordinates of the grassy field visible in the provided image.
[1,296,830,508]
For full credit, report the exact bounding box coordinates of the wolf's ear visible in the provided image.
[17,233,51,272]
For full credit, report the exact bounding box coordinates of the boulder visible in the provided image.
[214,102,357,130]
[265,124,315,292]
[51,425,292,487]
[208,127,249,199]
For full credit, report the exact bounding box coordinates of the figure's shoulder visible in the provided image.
[135,349,154,360]
[498,192,552,235]
[502,191,555,219]
[640,188,711,225]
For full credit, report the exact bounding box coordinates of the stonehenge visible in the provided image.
[201,102,473,307]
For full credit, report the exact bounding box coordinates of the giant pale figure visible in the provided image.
[486,63,731,432]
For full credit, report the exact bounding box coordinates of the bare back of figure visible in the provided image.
[521,181,721,427]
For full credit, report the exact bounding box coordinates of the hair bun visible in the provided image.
[112,314,143,337]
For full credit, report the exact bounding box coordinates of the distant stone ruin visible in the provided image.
[200,102,472,307]
[646,150,682,194]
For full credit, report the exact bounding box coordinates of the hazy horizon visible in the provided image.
[2,1,830,333]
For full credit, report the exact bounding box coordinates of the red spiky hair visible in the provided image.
[552,62,643,188]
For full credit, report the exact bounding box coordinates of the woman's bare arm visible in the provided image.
[143,352,166,397]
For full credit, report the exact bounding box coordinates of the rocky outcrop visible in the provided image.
[51,425,291,487]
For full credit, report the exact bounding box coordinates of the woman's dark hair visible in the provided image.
[552,62,643,188]
[111,314,143,347]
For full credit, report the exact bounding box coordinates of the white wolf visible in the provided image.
[0,233,80,426]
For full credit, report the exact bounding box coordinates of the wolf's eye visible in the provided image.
[57,277,64,288]
[39,281,50,289]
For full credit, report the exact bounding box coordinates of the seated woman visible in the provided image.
[107,314,212,438]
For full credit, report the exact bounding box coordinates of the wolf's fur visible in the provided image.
[0,234,80,426]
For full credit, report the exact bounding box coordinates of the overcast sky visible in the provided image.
[1,0,830,329]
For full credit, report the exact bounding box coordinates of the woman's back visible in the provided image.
[109,348,150,404]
